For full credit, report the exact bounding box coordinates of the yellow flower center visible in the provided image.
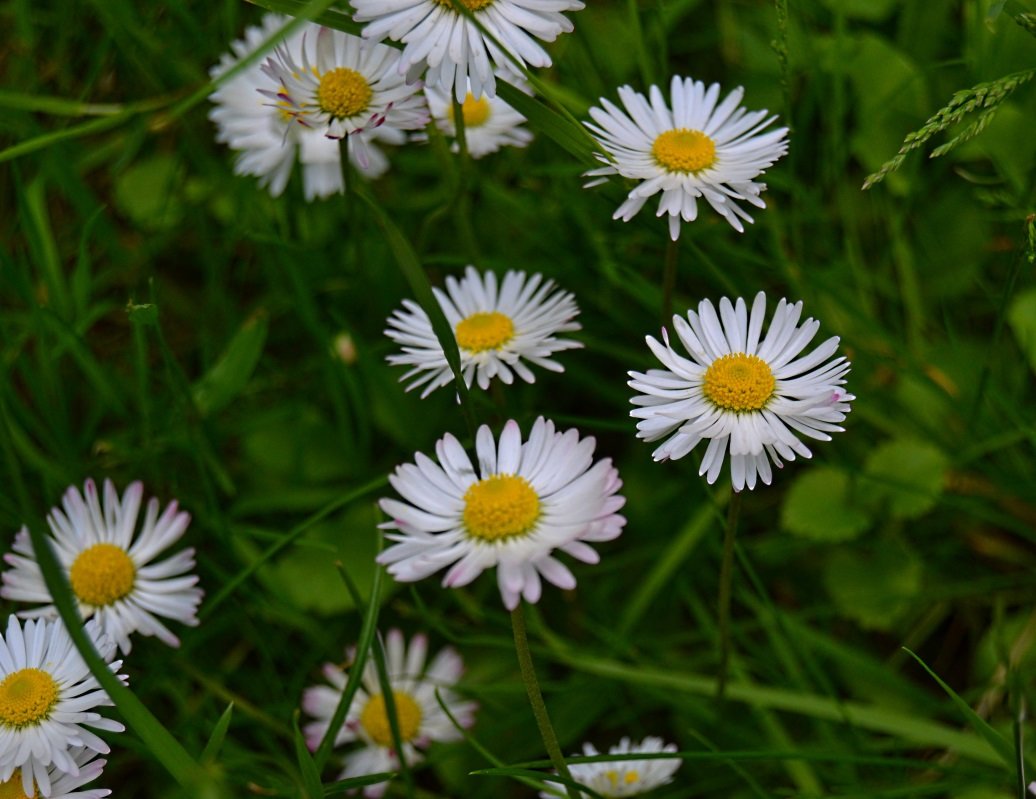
[605,769,640,791]
[455,311,515,353]
[448,93,492,128]
[702,353,775,412]
[359,691,423,747]
[652,128,717,173]
[0,669,59,729]
[433,0,494,10]
[316,67,373,119]
[463,475,540,542]
[0,770,36,799]
[70,543,136,607]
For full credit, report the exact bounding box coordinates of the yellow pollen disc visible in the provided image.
[455,311,515,353]
[652,128,717,173]
[70,543,136,607]
[463,475,540,542]
[0,669,59,729]
[703,353,775,412]
[605,769,640,789]
[316,67,373,119]
[359,691,423,747]
[433,0,494,10]
[448,93,492,128]
[0,770,36,799]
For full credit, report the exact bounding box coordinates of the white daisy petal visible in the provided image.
[629,293,852,490]
[302,630,476,798]
[583,76,789,238]
[352,0,584,100]
[376,417,626,608]
[2,479,203,655]
[0,617,123,793]
[209,15,420,200]
[385,266,582,397]
[540,736,682,798]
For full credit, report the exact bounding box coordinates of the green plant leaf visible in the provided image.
[862,438,949,518]
[1007,286,1036,375]
[823,544,922,630]
[192,311,269,416]
[202,703,234,763]
[294,714,324,799]
[781,466,872,541]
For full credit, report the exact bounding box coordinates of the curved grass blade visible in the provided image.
[202,703,235,764]
[295,713,325,799]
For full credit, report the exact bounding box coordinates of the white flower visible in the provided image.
[0,617,125,798]
[302,629,476,798]
[541,737,681,798]
[629,292,853,491]
[377,417,626,610]
[208,14,407,199]
[0,748,110,799]
[385,266,582,397]
[261,24,429,160]
[426,79,532,157]
[584,76,789,240]
[351,0,585,101]
[2,479,203,655]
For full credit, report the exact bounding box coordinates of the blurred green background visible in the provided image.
[1,0,1035,796]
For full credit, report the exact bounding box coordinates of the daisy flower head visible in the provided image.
[351,0,585,101]
[0,616,125,798]
[426,78,533,157]
[385,266,582,397]
[377,417,626,610]
[209,15,414,195]
[302,629,476,798]
[584,76,789,240]
[2,478,203,655]
[541,737,681,798]
[261,24,429,163]
[0,748,110,799]
[629,292,854,492]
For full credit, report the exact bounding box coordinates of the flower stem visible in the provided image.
[716,490,742,701]
[450,95,481,263]
[661,236,679,324]
[510,605,580,799]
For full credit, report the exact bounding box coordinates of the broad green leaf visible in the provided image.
[192,312,268,416]
[1007,286,1036,375]
[824,544,922,630]
[863,439,948,518]
[781,466,871,541]
[113,155,185,230]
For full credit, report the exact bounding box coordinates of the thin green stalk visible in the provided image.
[969,231,1028,427]
[661,237,679,324]
[314,565,385,771]
[510,605,580,799]
[717,490,742,700]
[339,138,359,270]
[450,95,481,263]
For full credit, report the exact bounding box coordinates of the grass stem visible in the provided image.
[717,489,742,701]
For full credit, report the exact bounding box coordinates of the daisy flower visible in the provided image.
[261,24,429,163]
[351,0,585,101]
[584,75,789,240]
[209,14,406,198]
[0,748,110,799]
[385,266,582,397]
[629,292,854,491]
[541,737,681,798]
[302,629,476,798]
[0,616,124,798]
[377,417,626,610]
[2,478,203,655]
[426,78,533,157]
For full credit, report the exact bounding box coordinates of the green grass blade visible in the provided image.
[202,703,235,763]
[295,713,325,799]
[903,648,1019,771]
